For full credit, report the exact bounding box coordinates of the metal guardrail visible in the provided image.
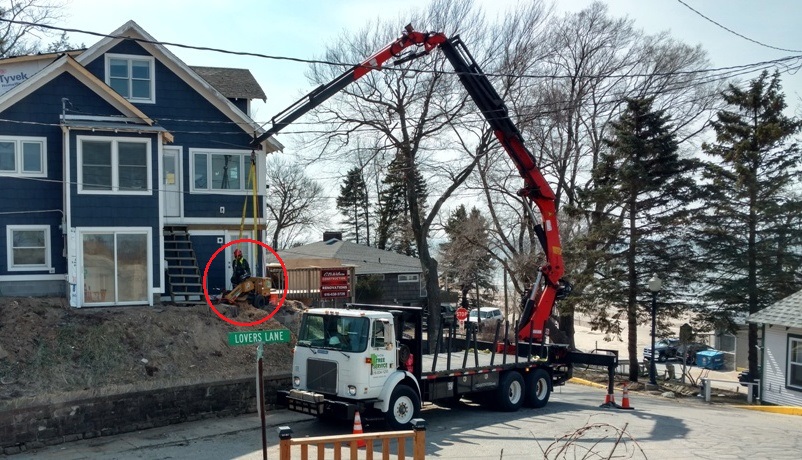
[702,378,760,404]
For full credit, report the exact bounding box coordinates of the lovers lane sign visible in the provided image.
[320,268,350,299]
[228,329,291,346]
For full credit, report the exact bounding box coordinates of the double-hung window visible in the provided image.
[78,136,150,194]
[6,225,50,271]
[0,136,46,177]
[106,54,155,103]
[191,150,253,193]
[789,335,802,390]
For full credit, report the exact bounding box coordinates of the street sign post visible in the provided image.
[456,307,468,331]
[228,327,292,460]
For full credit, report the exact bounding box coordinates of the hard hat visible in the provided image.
[234,248,242,258]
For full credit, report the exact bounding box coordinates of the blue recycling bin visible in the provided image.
[696,349,724,370]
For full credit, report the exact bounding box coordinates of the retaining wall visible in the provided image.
[0,373,291,455]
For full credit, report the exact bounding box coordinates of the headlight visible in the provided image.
[293,376,301,387]
[348,385,357,396]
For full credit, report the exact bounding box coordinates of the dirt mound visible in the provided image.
[0,297,306,408]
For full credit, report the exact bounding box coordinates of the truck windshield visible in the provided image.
[297,314,370,352]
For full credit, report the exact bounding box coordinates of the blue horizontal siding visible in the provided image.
[83,41,263,220]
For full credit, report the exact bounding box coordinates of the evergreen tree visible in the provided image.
[584,97,699,382]
[440,205,496,308]
[376,155,428,256]
[336,167,370,245]
[699,71,802,380]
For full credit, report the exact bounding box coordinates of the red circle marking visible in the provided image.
[202,238,289,327]
[456,307,469,322]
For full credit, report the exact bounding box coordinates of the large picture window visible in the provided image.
[78,137,150,194]
[82,230,149,305]
[0,136,46,177]
[788,335,802,390]
[191,150,253,193]
[6,225,50,271]
[106,54,155,103]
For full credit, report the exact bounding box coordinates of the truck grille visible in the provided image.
[307,359,337,394]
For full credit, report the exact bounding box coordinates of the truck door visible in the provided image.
[368,319,394,390]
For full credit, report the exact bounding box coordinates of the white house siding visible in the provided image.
[761,325,802,406]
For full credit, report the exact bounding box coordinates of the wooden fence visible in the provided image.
[277,419,427,460]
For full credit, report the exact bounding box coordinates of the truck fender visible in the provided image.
[374,370,420,413]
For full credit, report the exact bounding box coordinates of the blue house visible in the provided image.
[0,21,281,307]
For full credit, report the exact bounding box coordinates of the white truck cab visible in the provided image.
[286,308,421,428]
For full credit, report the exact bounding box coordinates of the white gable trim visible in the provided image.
[0,55,154,124]
[76,21,282,153]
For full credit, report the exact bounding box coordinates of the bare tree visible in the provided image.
[0,0,70,57]
[290,0,508,345]
[264,156,328,250]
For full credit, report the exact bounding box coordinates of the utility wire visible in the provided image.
[1,17,800,81]
[676,0,802,53]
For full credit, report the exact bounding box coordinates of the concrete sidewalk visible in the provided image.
[27,410,315,459]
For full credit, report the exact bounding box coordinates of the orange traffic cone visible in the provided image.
[599,390,617,408]
[620,383,634,410]
[353,411,366,448]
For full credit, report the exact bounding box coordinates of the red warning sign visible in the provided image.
[321,268,350,298]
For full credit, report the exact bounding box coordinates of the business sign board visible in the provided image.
[320,268,350,298]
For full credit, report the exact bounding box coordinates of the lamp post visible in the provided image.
[648,274,662,386]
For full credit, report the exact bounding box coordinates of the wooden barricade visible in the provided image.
[277,419,427,460]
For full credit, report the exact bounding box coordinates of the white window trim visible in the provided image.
[6,225,51,272]
[398,274,419,283]
[189,148,253,195]
[105,53,156,104]
[788,335,802,391]
[77,135,152,195]
[0,136,47,178]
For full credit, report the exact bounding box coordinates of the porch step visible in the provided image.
[163,225,204,305]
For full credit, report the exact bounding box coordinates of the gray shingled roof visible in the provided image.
[278,240,422,275]
[190,66,266,101]
[748,290,802,328]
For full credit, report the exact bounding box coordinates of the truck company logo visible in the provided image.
[370,353,390,374]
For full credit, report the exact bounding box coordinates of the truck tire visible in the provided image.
[495,371,524,412]
[385,385,420,430]
[524,369,551,408]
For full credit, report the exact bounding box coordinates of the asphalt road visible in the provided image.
[26,383,802,460]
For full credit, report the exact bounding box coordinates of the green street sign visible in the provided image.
[228,329,291,346]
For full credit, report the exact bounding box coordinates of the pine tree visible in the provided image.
[336,167,370,245]
[584,97,700,382]
[440,205,496,308]
[376,156,428,255]
[699,71,802,379]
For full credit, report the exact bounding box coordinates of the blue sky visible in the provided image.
[58,0,802,126]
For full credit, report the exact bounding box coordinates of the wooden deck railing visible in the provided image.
[277,419,427,460]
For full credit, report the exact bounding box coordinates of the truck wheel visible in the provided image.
[495,371,524,412]
[658,352,667,363]
[385,385,420,430]
[524,369,551,408]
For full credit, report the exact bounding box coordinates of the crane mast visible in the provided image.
[252,25,567,342]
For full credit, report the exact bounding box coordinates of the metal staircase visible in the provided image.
[163,225,204,305]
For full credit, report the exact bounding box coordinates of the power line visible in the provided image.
[1,17,800,81]
[676,0,802,53]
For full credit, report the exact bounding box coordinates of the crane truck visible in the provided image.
[253,25,619,428]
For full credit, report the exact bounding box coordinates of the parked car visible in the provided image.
[738,367,761,386]
[677,342,712,365]
[643,338,680,363]
[467,307,504,324]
